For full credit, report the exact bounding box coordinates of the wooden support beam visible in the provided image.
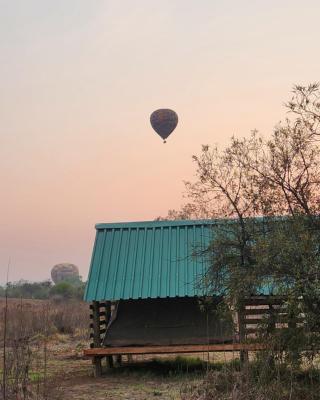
[90,329,107,339]
[115,355,122,366]
[106,354,113,369]
[105,302,111,323]
[238,303,249,365]
[91,320,106,327]
[103,301,114,368]
[244,297,285,306]
[243,308,285,316]
[245,328,260,334]
[89,311,106,319]
[92,301,102,377]
[90,302,107,309]
[244,317,303,325]
[84,343,266,357]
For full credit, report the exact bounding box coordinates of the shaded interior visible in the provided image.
[103,297,236,347]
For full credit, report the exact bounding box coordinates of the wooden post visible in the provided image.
[266,304,276,367]
[268,304,276,332]
[288,305,299,365]
[104,301,114,369]
[107,354,114,368]
[115,355,122,366]
[238,302,249,366]
[92,301,102,377]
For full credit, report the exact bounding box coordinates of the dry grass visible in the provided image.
[0,298,89,339]
[0,298,89,399]
[0,298,212,400]
[2,299,320,400]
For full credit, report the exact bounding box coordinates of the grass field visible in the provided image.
[2,298,320,400]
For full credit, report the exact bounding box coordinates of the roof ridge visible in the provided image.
[95,219,217,230]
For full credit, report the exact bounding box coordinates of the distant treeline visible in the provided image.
[0,278,86,300]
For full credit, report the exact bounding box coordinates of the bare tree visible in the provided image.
[164,84,320,365]
[173,83,320,220]
[287,83,320,138]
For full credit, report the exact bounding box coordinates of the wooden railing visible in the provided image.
[89,301,112,376]
[242,296,302,338]
[89,301,110,348]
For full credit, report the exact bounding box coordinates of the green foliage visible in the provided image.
[252,216,320,362]
[60,274,83,286]
[0,278,86,300]
[203,211,320,365]
[49,280,86,300]
[0,280,52,299]
[49,281,74,299]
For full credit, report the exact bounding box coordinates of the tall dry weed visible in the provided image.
[0,298,89,399]
[181,360,320,400]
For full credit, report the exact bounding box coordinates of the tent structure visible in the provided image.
[83,220,280,376]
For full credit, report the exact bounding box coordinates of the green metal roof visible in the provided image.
[84,220,215,301]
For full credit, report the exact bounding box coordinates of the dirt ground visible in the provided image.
[59,373,190,400]
[47,339,221,400]
[52,355,205,400]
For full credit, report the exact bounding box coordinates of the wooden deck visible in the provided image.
[84,342,266,357]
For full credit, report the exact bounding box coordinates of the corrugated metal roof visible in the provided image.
[84,220,215,301]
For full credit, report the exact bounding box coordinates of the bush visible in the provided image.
[1,280,52,299]
[0,279,86,301]
[181,362,320,400]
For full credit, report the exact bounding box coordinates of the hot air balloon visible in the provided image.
[51,263,79,284]
[150,109,178,143]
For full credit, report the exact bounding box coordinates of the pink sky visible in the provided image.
[1,0,320,282]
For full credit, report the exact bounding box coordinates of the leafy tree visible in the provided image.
[169,83,320,364]
[49,280,86,300]
[49,281,75,299]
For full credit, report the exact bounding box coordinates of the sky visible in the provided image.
[1,0,320,283]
